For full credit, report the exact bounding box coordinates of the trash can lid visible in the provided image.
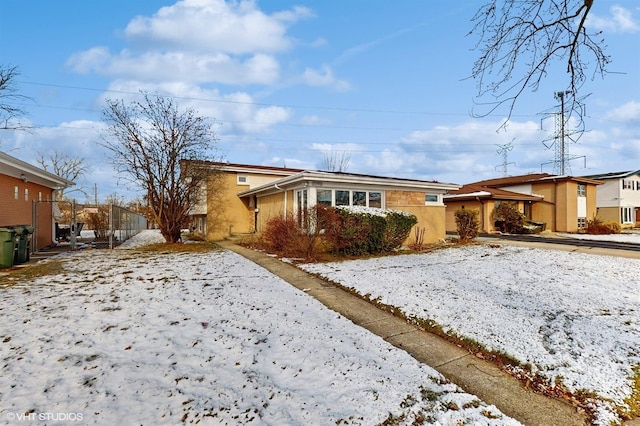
[8,226,25,235]
[16,225,34,233]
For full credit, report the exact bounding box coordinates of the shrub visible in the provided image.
[383,211,419,251]
[261,213,304,255]
[455,209,480,242]
[585,216,621,235]
[492,203,525,233]
[323,206,417,255]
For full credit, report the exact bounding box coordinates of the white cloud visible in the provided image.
[124,0,312,54]
[101,80,291,134]
[302,65,351,92]
[605,101,640,124]
[588,5,639,33]
[67,0,315,86]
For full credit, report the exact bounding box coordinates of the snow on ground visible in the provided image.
[0,230,519,425]
[300,244,640,425]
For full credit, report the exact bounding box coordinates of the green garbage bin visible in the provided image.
[0,228,17,268]
[12,225,33,264]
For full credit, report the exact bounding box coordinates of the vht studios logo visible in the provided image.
[6,412,84,422]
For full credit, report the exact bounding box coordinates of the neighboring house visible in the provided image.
[581,170,640,228]
[0,151,75,250]
[444,173,602,233]
[189,162,460,244]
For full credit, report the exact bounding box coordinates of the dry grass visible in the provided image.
[0,259,67,286]
[132,241,222,254]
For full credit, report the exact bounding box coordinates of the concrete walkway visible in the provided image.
[217,240,593,426]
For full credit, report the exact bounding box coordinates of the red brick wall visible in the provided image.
[0,175,55,249]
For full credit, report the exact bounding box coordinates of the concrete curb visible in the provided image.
[217,240,590,426]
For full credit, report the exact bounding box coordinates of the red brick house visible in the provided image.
[0,151,75,250]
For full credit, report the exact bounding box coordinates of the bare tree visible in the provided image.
[469,0,610,125]
[36,151,88,200]
[321,150,351,172]
[0,65,30,131]
[101,93,220,243]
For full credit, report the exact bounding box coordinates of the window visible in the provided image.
[335,190,350,206]
[38,192,42,201]
[24,188,29,201]
[425,194,440,204]
[315,189,383,208]
[317,190,332,206]
[14,186,18,200]
[237,175,248,185]
[353,191,366,206]
[369,192,382,208]
[622,207,634,224]
[622,180,633,190]
[577,184,586,197]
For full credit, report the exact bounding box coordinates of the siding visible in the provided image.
[0,175,55,249]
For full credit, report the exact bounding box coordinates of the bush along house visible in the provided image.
[187,162,460,245]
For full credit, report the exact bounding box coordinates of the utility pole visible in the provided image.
[540,91,587,175]
[557,91,568,175]
[495,140,515,177]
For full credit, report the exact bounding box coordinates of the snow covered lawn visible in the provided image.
[300,244,640,425]
[0,231,518,425]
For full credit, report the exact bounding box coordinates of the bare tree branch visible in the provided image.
[36,151,89,200]
[321,150,351,172]
[101,93,221,243]
[469,0,610,126]
[0,65,32,131]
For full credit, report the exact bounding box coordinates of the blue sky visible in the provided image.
[1,0,639,201]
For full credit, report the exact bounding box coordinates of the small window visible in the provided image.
[369,192,382,208]
[577,184,586,197]
[237,175,248,185]
[622,207,634,224]
[39,192,42,201]
[25,188,29,201]
[578,217,587,229]
[335,190,350,206]
[353,191,367,206]
[317,190,332,206]
[425,194,440,204]
[14,186,19,200]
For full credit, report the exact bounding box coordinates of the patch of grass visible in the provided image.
[0,259,67,286]
[621,364,640,421]
[136,241,222,254]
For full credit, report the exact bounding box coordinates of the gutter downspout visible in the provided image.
[274,183,287,218]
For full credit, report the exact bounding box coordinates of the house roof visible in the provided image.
[581,170,640,180]
[471,173,603,187]
[0,151,75,190]
[187,160,304,176]
[238,169,460,198]
[444,184,543,202]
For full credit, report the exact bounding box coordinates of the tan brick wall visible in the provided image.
[205,171,291,241]
[386,190,425,206]
[445,200,496,234]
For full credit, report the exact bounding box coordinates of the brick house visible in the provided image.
[0,151,75,250]
[188,162,460,245]
[444,173,602,233]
